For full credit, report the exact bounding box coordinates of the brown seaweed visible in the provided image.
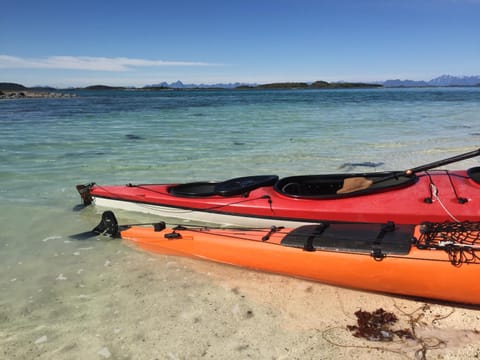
[347,308,414,341]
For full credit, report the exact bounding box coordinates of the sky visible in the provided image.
[1,0,479,87]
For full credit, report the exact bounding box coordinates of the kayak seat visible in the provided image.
[275,172,417,199]
[279,180,343,196]
[169,175,279,197]
[467,167,480,185]
[281,222,414,255]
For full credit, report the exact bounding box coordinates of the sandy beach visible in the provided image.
[2,234,480,360]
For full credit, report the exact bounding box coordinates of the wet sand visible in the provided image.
[2,232,480,360]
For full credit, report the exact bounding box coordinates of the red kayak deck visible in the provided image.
[81,169,480,226]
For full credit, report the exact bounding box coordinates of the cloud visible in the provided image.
[0,55,218,71]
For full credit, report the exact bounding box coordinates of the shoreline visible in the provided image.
[0,90,76,99]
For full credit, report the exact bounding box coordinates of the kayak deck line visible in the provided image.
[77,168,480,227]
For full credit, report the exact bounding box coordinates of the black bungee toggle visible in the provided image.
[165,231,182,239]
[262,225,284,241]
[164,225,187,239]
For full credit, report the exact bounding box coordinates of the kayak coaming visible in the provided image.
[116,220,480,305]
[274,171,416,198]
[82,169,480,226]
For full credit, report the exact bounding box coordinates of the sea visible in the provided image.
[1,87,480,359]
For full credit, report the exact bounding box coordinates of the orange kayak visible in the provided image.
[95,211,480,305]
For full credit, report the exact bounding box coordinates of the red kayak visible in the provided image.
[77,149,480,227]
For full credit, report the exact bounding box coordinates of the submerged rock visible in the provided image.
[34,335,48,344]
[97,347,112,358]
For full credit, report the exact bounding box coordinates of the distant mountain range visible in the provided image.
[382,75,480,87]
[148,75,480,89]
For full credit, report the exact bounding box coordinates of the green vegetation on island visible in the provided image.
[83,85,128,90]
[236,81,382,90]
[244,80,383,89]
[0,82,28,91]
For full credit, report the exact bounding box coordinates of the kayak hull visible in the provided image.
[78,169,480,226]
[111,217,480,305]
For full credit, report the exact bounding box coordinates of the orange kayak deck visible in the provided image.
[112,216,480,305]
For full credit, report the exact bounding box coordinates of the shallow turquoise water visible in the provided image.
[2,86,480,267]
[1,87,480,358]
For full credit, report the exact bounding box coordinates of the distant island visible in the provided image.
[1,75,479,98]
[79,81,382,90]
[236,81,381,90]
[0,81,381,97]
[0,82,75,99]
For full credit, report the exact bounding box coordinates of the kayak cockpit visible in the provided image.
[467,166,480,185]
[274,171,417,199]
[167,172,418,199]
[168,175,279,197]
